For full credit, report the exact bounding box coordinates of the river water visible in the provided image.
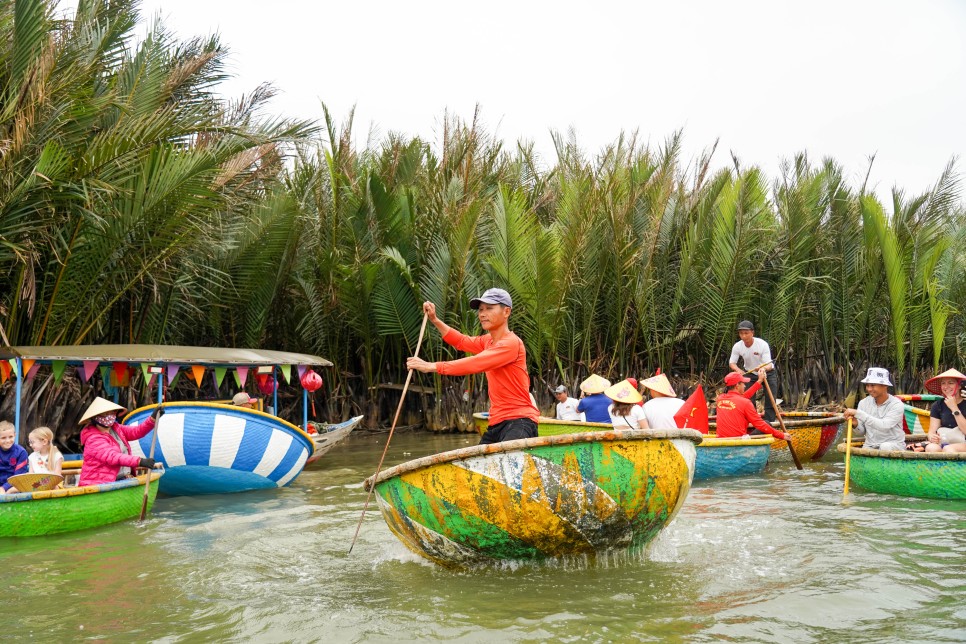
[4,431,964,642]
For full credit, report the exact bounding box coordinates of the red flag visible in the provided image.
[674,385,709,434]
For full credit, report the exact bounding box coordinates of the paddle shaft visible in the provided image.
[349,312,429,554]
[843,418,853,497]
[139,404,162,521]
[762,379,803,470]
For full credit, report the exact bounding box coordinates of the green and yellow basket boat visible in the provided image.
[364,428,702,568]
[837,436,966,500]
[0,470,163,538]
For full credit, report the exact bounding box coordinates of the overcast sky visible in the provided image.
[84,1,966,202]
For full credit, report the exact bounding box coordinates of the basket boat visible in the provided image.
[694,435,774,481]
[0,471,163,537]
[837,436,966,500]
[125,402,315,496]
[305,415,363,465]
[709,412,845,462]
[473,412,613,437]
[363,428,702,568]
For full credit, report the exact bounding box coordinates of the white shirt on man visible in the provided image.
[556,397,584,421]
[643,397,685,429]
[855,394,906,450]
[729,338,773,371]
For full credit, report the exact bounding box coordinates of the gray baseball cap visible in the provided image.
[470,288,512,309]
[737,320,754,330]
[554,385,567,394]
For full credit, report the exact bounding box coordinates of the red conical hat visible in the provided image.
[924,368,966,395]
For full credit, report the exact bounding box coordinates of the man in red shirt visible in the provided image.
[407,288,539,444]
[715,372,791,440]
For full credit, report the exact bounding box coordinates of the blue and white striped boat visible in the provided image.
[694,435,774,481]
[125,402,316,496]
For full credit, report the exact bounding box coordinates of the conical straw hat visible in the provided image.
[7,473,64,493]
[924,368,966,395]
[580,374,611,395]
[639,373,675,397]
[604,379,644,404]
[78,397,127,425]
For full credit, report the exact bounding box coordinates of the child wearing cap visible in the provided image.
[0,421,29,494]
[407,290,539,444]
[843,368,906,451]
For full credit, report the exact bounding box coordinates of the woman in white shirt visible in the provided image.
[605,380,649,429]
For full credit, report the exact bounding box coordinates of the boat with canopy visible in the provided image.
[0,345,339,495]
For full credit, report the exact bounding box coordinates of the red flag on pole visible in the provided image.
[674,385,709,434]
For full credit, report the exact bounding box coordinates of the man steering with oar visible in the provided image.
[407,288,539,444]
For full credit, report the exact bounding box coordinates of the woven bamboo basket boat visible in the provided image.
[709,412,845,462]
[694,435,774,481]
[902,404,931,435]
[473,412,614,437]
[0,471,163,537]
[363,428,702,568]
[125,402,315,496]
[305,415,363,465]
[837,435,966,500]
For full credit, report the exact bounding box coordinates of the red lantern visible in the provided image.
[256,374,276,396]
[300,370,323,392]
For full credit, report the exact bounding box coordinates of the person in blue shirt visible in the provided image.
[576,374,612,423]
[0,421,29,494]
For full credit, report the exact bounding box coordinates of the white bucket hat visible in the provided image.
[860,367,893,387]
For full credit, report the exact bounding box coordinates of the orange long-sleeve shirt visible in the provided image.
[714,391,783,439]
[435,328,538,425]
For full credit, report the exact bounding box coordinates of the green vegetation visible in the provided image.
[2,1,963,429]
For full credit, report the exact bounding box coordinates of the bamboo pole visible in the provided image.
[349,312,429,554]
[763,379,803,470]
[843,418,854,498]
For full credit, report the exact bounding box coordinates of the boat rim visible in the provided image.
[0,470,162,503]
[836,442,966,461]
[699,435,775,447]
[365,428,703,490]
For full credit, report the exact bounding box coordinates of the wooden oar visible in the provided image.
[842,417,854,498]
[138,405,162,521]
[762,379,803,470]
[349,312,429,554]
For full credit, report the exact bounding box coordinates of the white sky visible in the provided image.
[80,1,966,202]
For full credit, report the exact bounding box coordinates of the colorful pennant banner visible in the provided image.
[190,365,206,388]
[166,364,180,385]
[0,361,10,384]
[214,367,228,388]
[279,364,291,384]
[51,360,67,385]
[26,362,40,380]
[21,359,36,378]
[236,366,250,388]
[81,360,99,383]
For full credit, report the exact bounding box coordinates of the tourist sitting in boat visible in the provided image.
[641,374,684,429]
[0,421,28,494]
[577,374,612,423]
[842,367,906,451]
[605,380,649,429]
[407,289,539,444]
[553,385,584,421]
[232,392,258,409]
[27,427,63,476]
[715,373,791,440]
[923,368,966,453]
[77,397,161,486]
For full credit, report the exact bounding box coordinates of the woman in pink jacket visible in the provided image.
[77,397,162,486]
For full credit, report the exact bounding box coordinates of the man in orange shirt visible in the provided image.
[407,289,539,444]
[715,372,792,440]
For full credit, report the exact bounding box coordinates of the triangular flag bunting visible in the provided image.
[99,365,115,395]
[191,365,206,388]
[0,361,10,384]
[51,360,67,385]
[8,359,19,377]
[674,385,709,434]
[81,360,99,383]
[214,367,228,388]
[112,362,130,387]
[232,369,241,388]
[279,364,291,384]
[21,359,36,378]
[26,362,40,380]
[236,366,250,388]
[169,371,181,389]
[297,365,307,379]
[166,364,180,385]
[140,363,153,384]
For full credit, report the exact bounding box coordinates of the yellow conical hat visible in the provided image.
[924,368,966,395]
[78,397,126,425]
[580,374,611,394]
[604,379,643,404]
[640,373,675,397]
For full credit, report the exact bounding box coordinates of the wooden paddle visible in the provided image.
[842,417,853,498]
[138,405,163,521]
[762,379,803,470]
[349,312,429,554]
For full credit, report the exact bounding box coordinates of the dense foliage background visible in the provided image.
[2,0,963,432]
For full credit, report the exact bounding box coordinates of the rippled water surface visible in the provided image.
[5,431,964,642]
